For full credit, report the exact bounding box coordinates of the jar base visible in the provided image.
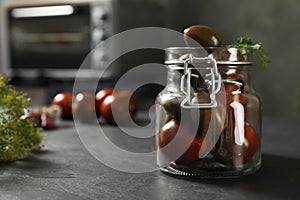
[159,159,261,179]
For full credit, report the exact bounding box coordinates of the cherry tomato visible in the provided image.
[52,92,73,119]
[158,119,204,165]
[100,91,138,124]
[95,88,113,117]
[190,91,227,137]
[213,122,260,165]
[190,91,211,134]
[184,25,222,47]
[176,136,204,165]
[117,91,138,116]
[100,95,114,123]
[160,95,181,120]
[73,92,96,123]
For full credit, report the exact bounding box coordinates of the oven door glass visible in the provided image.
[9,4,90,69]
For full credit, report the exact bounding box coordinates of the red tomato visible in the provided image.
[52,92,73,119]
[184,25,222,47]
[213,122,260,165]
[190,91,227,138]
[73,92,96,123]
[158,119,204,165]
[160,95,182,120]
[100,91,138,124]
[95,88,113,117]
[100,95,114,124]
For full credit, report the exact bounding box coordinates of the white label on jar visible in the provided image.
[230,100,245,146]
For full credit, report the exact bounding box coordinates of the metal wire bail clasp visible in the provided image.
[179,54,222,109]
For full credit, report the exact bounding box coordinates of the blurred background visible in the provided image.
[0,0,299,117]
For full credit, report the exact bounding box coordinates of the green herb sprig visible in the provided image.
[0,74,46,162]
[228,37,271,71]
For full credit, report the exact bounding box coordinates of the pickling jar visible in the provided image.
[156,47,261,178]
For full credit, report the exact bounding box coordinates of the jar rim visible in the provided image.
[165,46,253,65]
[165,47,205,50]
[165,46,253,50]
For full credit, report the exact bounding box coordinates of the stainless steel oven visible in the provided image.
[0,0,169,81]
[1,0,117,79]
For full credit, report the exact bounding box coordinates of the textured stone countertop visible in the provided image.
[1,116,300,200]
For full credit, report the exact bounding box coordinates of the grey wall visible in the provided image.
[0,1,2,74]
[166,0,300,117]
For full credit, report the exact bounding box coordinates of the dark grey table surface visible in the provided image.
[1,116,300,200]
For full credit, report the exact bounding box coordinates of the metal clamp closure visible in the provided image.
[170,54,221,109]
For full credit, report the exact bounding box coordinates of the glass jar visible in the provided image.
[156,47,261,178]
